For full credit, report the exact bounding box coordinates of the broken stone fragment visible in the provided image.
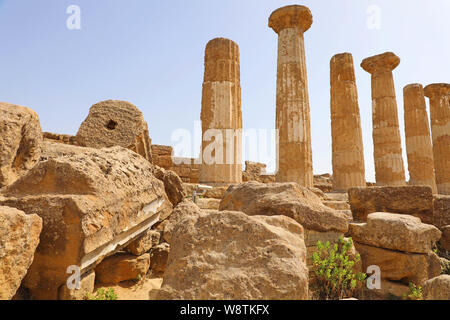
[0,103,43,188]
[0,206,42,300]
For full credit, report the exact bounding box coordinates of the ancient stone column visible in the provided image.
[403,84,437,193]
[330,53,366,191]
[424,83,450,195]
[269,5,314,187]
[199,38,242,185]
[361,52,406,186]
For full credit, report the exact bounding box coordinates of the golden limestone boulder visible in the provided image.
[423,275,450,300]
[0,103,43,188]
[0,206,42,300]
[0,146,172,299]
[125,229,161,256]
[152,166,186,207]
[95,253,150,285]
[349,212,441,254]
[354,243,441,285]
[76,100,152,162]
[348,186,434,224]
[219,182,348,233]
[158,211,309,300]
[161,200,201,244]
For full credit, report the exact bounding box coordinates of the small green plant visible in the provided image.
[85,288,118,300]
[403,283,423,300]
[310,237,367,300]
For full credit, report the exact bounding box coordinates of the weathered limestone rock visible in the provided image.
[363,280,409,300]
[433,195,450,229]
[219,182,348,233]
[423,275,450,300]
[0,103,43,188]
[403,84,437,193]
[76,100,152,162]
[196,197,221,210]
[440,225,450,252]
[162,200,201,244]
[424,83,450,195]
[158,211,309,300]
[330,53,366,191]
[0,146,172,299]
[0,206,42,300]
[126,229,161,256]
[152,166,186,206]
[314,174,333,192]
[150,243,170,275]
[361,52,406,186]
[349,212,441,254]
[269,5,314,187]
[204,186,228,199]
[95,253,150,285]
[58,270,95,300]
[199,38,242,184]
[348,185,434,223]
[242,161,267,182]
[354,243,441,285]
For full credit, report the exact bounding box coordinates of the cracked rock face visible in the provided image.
[76,100,153,163]
[0,206,42,300]
[158,210,309,300]
[219,182,349,233]
[0,146,172,299]
[0,103,43,188]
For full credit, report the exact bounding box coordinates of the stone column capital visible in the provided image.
[269,5,313,34]
[361,52,400,74]
[424,83,450,98]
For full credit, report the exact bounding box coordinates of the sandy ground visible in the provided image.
[95,276,163,300]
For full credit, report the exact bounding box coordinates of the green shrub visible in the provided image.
[310,237,367,300]
[85,288,118,300]
[403,283,423,300]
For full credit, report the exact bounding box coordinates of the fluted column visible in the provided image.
[199,38,242,185]
[330,53,366,191]
[425,83,450,194]
[269,5,313,187]
[361,52,406,186]
[403,84,437,193]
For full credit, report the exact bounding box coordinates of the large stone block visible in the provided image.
[348,185,434,223]
[0,103,43,188]
[349,212,441,254]
[0,146,172,299]
[423,275,450,300]
[95,253,150,285]
[433,195,450,229]
[158,210,309,300]
[355,242,441,285]
[219,182,348,233]
[0,206,42,300]
[76,100,152,162]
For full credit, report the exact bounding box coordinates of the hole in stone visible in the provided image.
[106,120,118,130]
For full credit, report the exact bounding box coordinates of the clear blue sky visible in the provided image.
[0,0,448,181]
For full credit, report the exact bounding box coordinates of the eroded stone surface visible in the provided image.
[0,103,43,188]
[219,182,348,233]
[0,146,171,299]
[95,253,150,285]
[349,212,441,254]
[0,206,42,300]
[348,185,434,224]
[158,210,309,300]
[423,275,450,300]
[76,100,152,162]
[355,242,441,285]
